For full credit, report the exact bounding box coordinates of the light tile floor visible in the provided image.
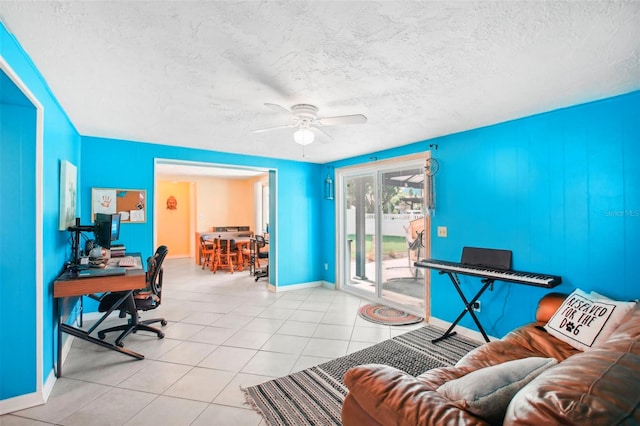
[3,258,424,426]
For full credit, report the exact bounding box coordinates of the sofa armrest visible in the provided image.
[343,364,489,426]
[535,292,568,322]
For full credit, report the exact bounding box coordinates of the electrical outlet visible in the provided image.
[472,301,481,312]
[324,263,328,270]
[437,226,447,237]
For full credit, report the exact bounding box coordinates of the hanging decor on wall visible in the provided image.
[324,167,335,200]
[166,195,177,210]
[58,160,78,230]
[91,188,146,223]
[425,158,439,215]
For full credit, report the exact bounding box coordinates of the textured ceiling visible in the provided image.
[1,1,639,163]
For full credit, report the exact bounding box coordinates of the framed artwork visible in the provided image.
[91,188,147,223]
[59,160,77,230]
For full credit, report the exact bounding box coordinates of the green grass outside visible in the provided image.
[346,234,407,258]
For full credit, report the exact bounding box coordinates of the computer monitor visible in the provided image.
[94,213,121,249]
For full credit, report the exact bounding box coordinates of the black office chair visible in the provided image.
[97,245,169,347]
[253,235,269,281]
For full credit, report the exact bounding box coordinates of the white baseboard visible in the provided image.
[268,281,323,293]
[428,316,497,343]
[59,328,75,367]
[0,327,79,414]
[0,387,46,415]
[321,281,335,289]
[42,369,56,403]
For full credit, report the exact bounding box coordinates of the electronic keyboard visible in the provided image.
[416,247,562,344]
[415,259,561,288]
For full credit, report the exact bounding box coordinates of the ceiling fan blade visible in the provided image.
[317,114,367,126]
[311,125,334,142]
[252,123,297,133]
[264,103,296,117]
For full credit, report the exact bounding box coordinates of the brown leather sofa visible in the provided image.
[342,293,640,425]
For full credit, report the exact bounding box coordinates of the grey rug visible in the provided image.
[244,325,480,426]
[382,278,424,299]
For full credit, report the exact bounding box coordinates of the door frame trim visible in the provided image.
[0,56,46,412]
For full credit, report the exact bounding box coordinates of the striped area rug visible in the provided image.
[244,325,480,426]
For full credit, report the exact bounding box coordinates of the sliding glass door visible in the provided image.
[339,158,428,316]
[378,166,427,310]
[343,173,376,296]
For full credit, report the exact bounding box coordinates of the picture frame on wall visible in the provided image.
[58,160,77,230]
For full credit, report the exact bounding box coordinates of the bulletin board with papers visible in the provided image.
[91,188,146,223]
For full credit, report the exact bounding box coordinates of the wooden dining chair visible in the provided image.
[212,238,238,273]
[199,236,215,270]
[236,239,252,272]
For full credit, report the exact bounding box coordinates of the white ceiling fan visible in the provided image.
[253,103,367,145]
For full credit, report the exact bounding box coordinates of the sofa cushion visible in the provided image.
[601,303,640,350]
[455,324,579,372]
[343,364,491,426]
[436,357,557,425]
[544,289,636,351]
[504,347,640,425]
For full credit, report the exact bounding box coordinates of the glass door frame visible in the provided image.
[335,153,431,318]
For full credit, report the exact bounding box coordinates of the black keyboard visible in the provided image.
[77,267,126,278]
[415,259,561,288]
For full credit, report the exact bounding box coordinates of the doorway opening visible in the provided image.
[153,159,273,277]
[0,59,45,408]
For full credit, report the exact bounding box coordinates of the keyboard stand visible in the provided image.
[431,271,493,344]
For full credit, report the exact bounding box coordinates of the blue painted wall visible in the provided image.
[427,93,639,337]
[1,22,81,400]
[322,91,640,338]
[80,136,324,290]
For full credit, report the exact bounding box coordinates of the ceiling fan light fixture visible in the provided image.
[294,128,315,146]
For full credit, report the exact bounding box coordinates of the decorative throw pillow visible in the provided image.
[544,289,636,351]
[588,291,638,347]
[437,357,557,425]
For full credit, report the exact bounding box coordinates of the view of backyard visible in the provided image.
[347,234,408,261]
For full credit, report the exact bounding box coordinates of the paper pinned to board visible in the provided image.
[93,189,117,214]
[129,209,145,222]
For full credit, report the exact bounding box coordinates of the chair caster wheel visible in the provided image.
[116,342,124,348]
[98,332,105,340]
[161,320,168,326]
[158,332,165,339]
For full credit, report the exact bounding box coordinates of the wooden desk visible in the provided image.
[54,269,145,297]
[54,254,146,377]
